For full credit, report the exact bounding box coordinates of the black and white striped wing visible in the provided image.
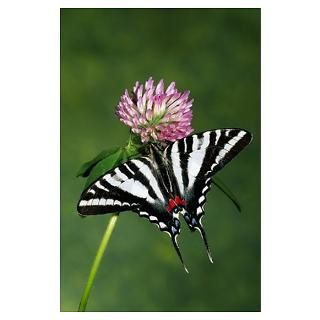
[77,157,181,236]
[77,155,188,270]
[165,129,252,259]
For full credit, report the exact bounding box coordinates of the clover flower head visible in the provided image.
[116,77,193,143]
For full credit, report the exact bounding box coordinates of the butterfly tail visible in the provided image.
[196,225,214,263]
[183,211,214,263]
[171,235,189,273]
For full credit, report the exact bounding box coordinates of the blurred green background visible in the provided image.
[61,9,260,312]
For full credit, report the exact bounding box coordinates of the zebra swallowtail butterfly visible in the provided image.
[77,129,252,272]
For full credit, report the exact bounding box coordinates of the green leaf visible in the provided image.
[213,176,242,213]
[83,148,125,189]
[76,148,120,178]
[125,146,142,159]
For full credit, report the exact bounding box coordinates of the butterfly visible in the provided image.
[77,129,252,272]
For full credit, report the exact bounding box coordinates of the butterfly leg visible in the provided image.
[183,211,214,263]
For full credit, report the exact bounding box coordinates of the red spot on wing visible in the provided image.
[174,196,186,206]
[166,199,176,212]
[166,196,186,213]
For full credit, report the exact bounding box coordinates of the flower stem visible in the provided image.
[78,212,119,311]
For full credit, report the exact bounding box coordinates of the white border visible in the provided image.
[2,0,320,319]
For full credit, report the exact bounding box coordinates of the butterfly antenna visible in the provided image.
[196,225,214,263]
[172,235,189,273]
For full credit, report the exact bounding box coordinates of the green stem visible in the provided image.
[78,212,119,312]
[213,177,241,213]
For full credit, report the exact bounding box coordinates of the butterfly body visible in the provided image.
[78,129,252,272]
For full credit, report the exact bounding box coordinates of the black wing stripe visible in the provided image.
[186,133,194,153]
[125,160,157,199]
[194,131,217,183]
[99,177,114,191]
[178,138,189,191]
[128,158,166,203]
[210,130,252,174]
[138,156,170,197]
[185,131,211,189]
[117,163,135,180]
